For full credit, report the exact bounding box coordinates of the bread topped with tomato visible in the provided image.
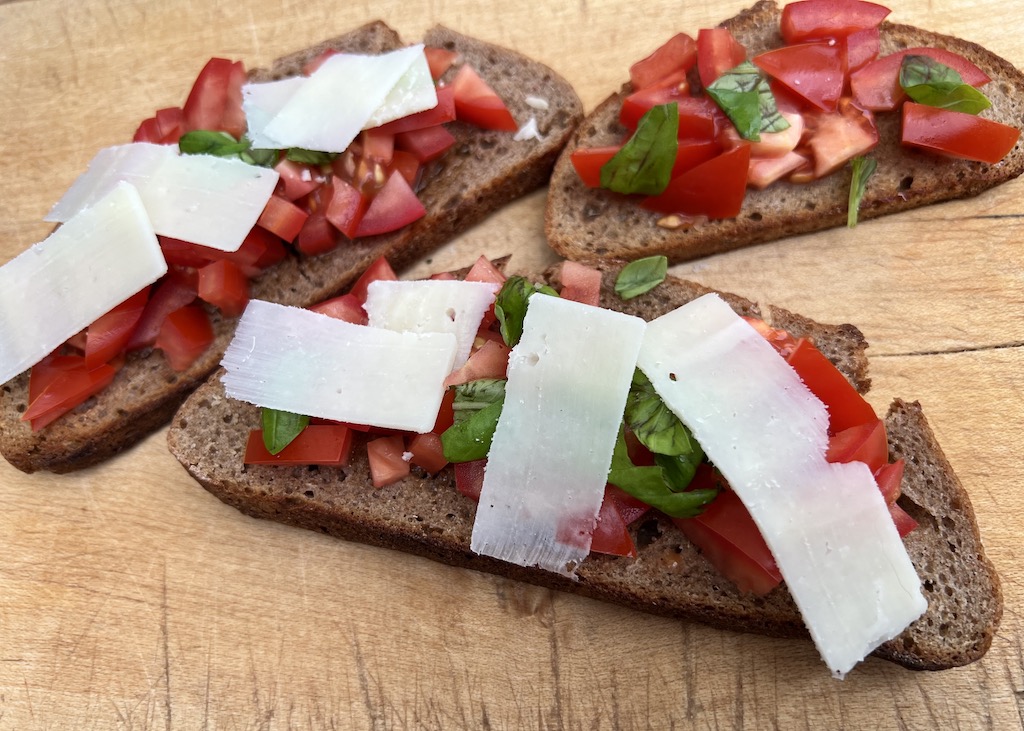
[0,23,583,474]
[167,257,1000,674]
[544,0,1024,263]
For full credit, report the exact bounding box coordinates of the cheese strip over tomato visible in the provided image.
[364,280,499,368]
[245,45,436,153]
[221,300,457,433]
[46,143,279,252]
[0,182,166,384]
[471,294,646,577]
[636,294,926,678]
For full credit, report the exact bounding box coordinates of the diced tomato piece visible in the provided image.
[322,176,368,240]
[28,354,81,405]
[605,484,652,526]
[407,432,449,474]
[85,288,150,369]
[465,255,508,286]
[127,268,198,350]
[826,418,888,473]
[785,337,877,434]
[889,502,918,539]
[155,107,186,144]
[642,143,750,218]
[349,255,398,304]
[841,26,881,75]
[590,489,637,558]
[630,33,698,90]
[244,424,353,465]
[851,47,992,111]
[258,195,309,243]
[197,259,250,317]
[433,387,456,434]
[354,172,427,238]
[297,210,339,256]
[360,128,395,166]
[274,158,320,201]
[674,468,782,595]
[621,89,719,140]
[804,98,879,177]
[23,358,118,430]
[159,236,216,268]
[155,305,214,371]
[395,125,457,163]
[570,146,620,188]
[455,458,487,501]
[444,339,511,387]
[182,58,246,137]
[697,28,747,87]
[780,0,890,44]
[424,47,460,80]
[750,110,805,158]
[133,117,163,144]
[237,227,287,272]
[901,103,1019,164]
[754,42,844,111]
[874,459,905,504]
[309,293,368,325]
[450,64,517,131]
[367,435,411,488]
[673,138,724,177]
[375,86,457,135]
[559,261,602,306]
[745,317,802,357]
[388,149,422,187]
[748,150,810,189]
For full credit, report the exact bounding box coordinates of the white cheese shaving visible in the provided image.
[636,293,927,678]
[471,295,646,577]
[524,95,550,111]
[0,182,166,384]
[513,116,544,142]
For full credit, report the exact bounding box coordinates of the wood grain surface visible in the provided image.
[1,0,1022,729]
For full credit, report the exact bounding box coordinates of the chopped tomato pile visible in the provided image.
[571,0,1020,222]
[25,46,518,431]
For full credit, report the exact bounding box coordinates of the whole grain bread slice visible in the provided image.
[0,23,583,474]
[544,0,1024,263]
[166,263,1001,672]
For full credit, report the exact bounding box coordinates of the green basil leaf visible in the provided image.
[706,61,789,141]
[240,146,281,167]
[606,427,718,518]
[614,256,668,300]
[286,148,339,165]
[654,451,703,492]
[847,156,877,228]
[451,378,507,426]
[599,103,679,195]
[624,369,703,460]
[441,398,504,463]
[899,55,991,114]
[260,408,310,455]
[178,130,252,157]
[494,276,558,348]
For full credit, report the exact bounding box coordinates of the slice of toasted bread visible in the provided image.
[166,263,1001,672]
[0,23,583,474]
[544,0,1024,263]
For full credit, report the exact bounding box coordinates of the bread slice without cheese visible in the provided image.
[0,23,583,474]
[544,0,1024,263]
[166,263,1001,672]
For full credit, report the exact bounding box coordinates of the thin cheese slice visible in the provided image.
[364,280,499,368]
[46,143,279,252]
[251,45,436,153]
[636,294,926,678]
[471,295,646,577]
[0,182,166,384]
[220,300,457,433]
[242,76,305,150]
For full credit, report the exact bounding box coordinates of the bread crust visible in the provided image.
[166,264,1001,672]
[544,0,1024,263]
[0,23,583,473]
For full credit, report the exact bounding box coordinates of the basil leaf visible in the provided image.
[451,378,507,426]
[606,428,718,518]
[286,148,339,165]
[599,103,679,195]
[240,147,280,167]
[706,61,789,142]
[654,451,703,492]
[899,55,991,114]
[624,369,703,461]
[441,399,504,463]
[260,408,310,455]
[614,256,668,300]
[494,276,558,348]
[178,130,252,157]
[847,156,877,228]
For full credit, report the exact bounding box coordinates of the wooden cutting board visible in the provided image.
[1,0,1021,728]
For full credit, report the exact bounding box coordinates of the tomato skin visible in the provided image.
[349,255,398,304]
[558,261,603,306]
[874,458,905,504]
[182,58,246,137]
[354,172,427,238]
[697,28,747,87]
[590,488,638,558]
[324,176,367,240]
[296,210,339,256]
[127,268,198,350]
[85,287,150,369]
[630,33,698,90]
[901,103,1020,164]
[785,337,877,434]
[804,98,879,177]
[889,502,918,539]
[309,293,368,325]
[258,195,308,243]
[424,47,460,80]
[620,90,719,140]
[826,418,888,473]
[367,435,411,488]
[754,42,844,111]
[851,47,992,111]
[444,340,511,387]
[395,125,457,163]
[570,146,620,188]
[641,143,751,218]
[155,305,214,372]
[433,387,456,434]
[407,432,449,474]
[244,424,353,466]
[780,0,890,44]
[23,358,118,431]
[455,459,487,501]
[841,26,881,74]
[197,259,250,317]
[450,64,518,131]
[465,255,508,286]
